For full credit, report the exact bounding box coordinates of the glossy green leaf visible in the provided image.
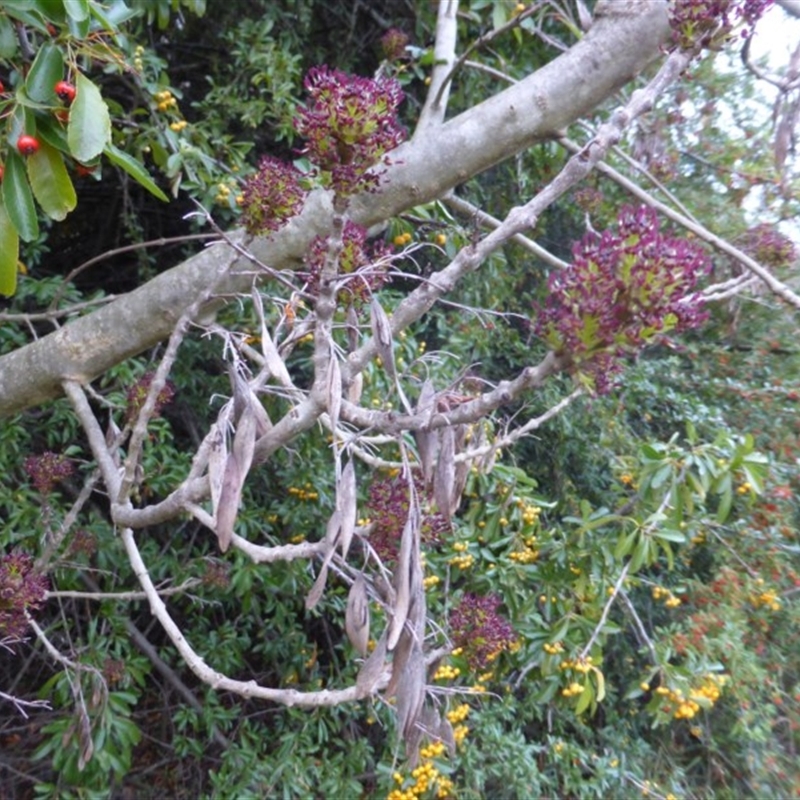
[2,151,39,242]
[0,15,18,59]
[64,0,90,21]
[26,42,64,104]
[27,139,77,221]
[68,73,111,162]
[0,198,20,296]
[104,144,169,202]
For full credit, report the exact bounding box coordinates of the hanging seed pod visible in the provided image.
[345,573,370,656]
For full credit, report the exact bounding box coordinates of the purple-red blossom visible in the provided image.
[294,66,405,196]
[126,371,176,421]
[449,593,517,671]
[534,205,710,394]
[0,553,48,639]
[380,28,410,61]
[305,220,391,306]
[366,473,449,564]
[669,0,773,49]
[241,156,307,236]
[738,223,797,270]
[23,451,74,495]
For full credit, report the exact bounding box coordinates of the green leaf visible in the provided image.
[64,0,90,21]
[68,73,111,162]
[574,682,594,715]
[2,150,39,242]
[0,15,18,59]
[104,143,169,202]
[0,198,20,296]
[27,139,77,221]
[716,487,733,524]
[25,42,64,104]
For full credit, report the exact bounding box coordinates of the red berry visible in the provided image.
[0,81,4,93]
[17,135,40,156]
[55,80,76,103]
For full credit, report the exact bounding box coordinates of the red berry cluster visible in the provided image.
[0,552,49,640]
[449,593,516,670]
[294,66,405,197]
[533,205,710,394]
[304,220,391,307]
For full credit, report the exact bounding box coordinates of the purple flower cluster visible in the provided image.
[669,0,773,49]
[738,223,797,269]
[449,593,516,671]
[366,473,449,563]
[380,28,410,61]
[533,205,710,394]
[304,220,391,306]
[126,371,176,421]
[0,553,48,639]
[294,66,406,197]
[241,156,307,236]
[23,451,74,495]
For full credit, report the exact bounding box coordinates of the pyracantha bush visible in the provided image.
[737,222,797,269]
[366,473,450,563]
[241,155,307,236]
[0,553,48,640]
[294,66,405,196]
[304,220,392,306]
[23,451,75,495]
[126,371,177,421]
[533,205,710,394]
[668,0,773,50]
[449,593,517,671]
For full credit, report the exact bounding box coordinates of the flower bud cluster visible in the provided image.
[126,371,176,421]
[304,220,391,306]
[295,65,405,197]
[241,156,307,235]
[0,553,48,639]
[366,473,450,563]
[669,0,773,50]
[449,593,516,670]
[23,451,74,495]
[533,205,709,394]
[738,222,797,270]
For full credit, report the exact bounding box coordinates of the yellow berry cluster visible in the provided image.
[287,484,319,501]
[433,664,460,681]
[652,585,681,608]
[393,231,413,247]
[620,473,635,486]
[133,45,145,72]
[509,535,539,563]
[213,179,243,206]
[449,541,474,570]
[751,588,781,611]
[423,575,441,590]
[169,120,188,132]
[655,674,727,720]
[542,641,564,656]
[154,89,178,112]
[518,500,541,525]
[562,681,584,698]
[736,481,752,495]
[559,655,594,674]
[446,703,470,725]
[433,233,447,246]
[387,760,453,800]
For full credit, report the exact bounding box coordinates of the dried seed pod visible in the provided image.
[370,296,396,379]
[345,573,370,656]
[433,425,456,517]
[338,458,357,558]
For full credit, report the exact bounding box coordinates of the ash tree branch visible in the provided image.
[0,3,671,418]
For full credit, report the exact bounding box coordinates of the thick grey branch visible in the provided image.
[0,3,670,418]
